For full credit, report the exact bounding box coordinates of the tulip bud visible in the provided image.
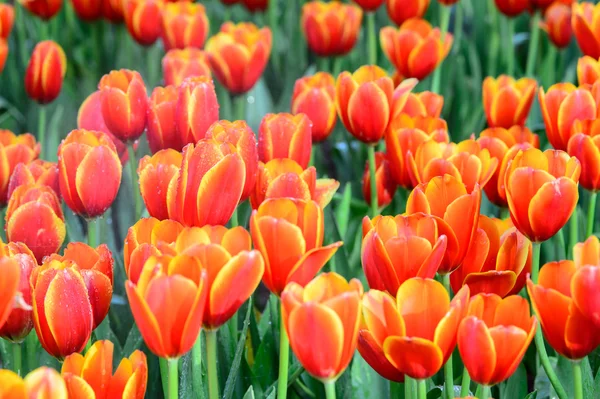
[541,3,572,49]
[138,149,183,221]
[386,0,429,26]
[161,2,209,50]
[176,76,220,144]
[493,0,528,17]
[362,152,397,209]
[71,0,102,21]
[25,40,67,104]
[482,75,537,129]
[0,130,41,205]
[20,0,63,20]
[573,3,600,58]
[0,4,15,39]
[123,0,163,46]
[353,0,384,11]
[578,56,600,85]
[162,48,211,86]
[291,72,337,143]
[258,113,312,168]
[104,0,124,22]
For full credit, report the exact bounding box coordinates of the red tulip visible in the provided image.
[161,2,209,50]
[291,72,337,143]
[258,113,312,169]
[162,48,211,86]
[123,0,163,46]
[0,130,41,205]
[0,4,15,39]
[176,76,220,144]
[20,0,63,20]
[25,40,67,104]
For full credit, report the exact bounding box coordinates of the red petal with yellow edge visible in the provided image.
[417,236,447,279]
[385,235,432,285]
[58,142,88,214]
[464,271,517,297]
[139,161,180,221]
[383,335,443,380]
[128,244,161,284]
[454,227,490,291]
[32,267,61,357]
[0,369,26,398]
[397,278,449,341]
[457,316,496,385]
[407,37,442,80]
[488,325,531,385]
[423,174,468,218]
[0,257,20,328]
[347,82,390,143]
[25,367,68,399]
[361,290,405,345]
[571,265,600,327]
[63,374,95,399]
[557,90,596,145]
[287,242,342,290]
[358,331,404,382]
[79,340,114,397]
[287,303,345,380]
[125,281,166,357]
[442,188,480,271]
[528,178,578,242]
[496,229,529,275]
[363,230,398,293]
[178,269,208,355]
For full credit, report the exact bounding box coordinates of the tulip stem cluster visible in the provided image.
[525,11,541,77]
[206,329,220,399]
[277,312,290,399]
[168,358,178,399]
[587,192,597,237]
[431,4,451,94]
[367,145,378,217]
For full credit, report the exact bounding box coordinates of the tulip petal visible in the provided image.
[571,265,600,327]
[0,369,26,398]
[463,271,517,297]
[529,178,578,242]
[357,330,404,382]
[287,242,342,289]
[488,325,530,384]
[397,278,449,341]
[383,336,443,380]
[457,316,496,385]
[125,281,166,357]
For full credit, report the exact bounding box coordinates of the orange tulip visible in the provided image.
[6,184,65,262]
[458,294,536,385]
[62,340,148,399]
[406,174,481,274]
[568,119,600,191]
[138,149,182,221]
[176,76,220,144]
[541,3,572,49]
[301,1,363,57]
[478,126,540,207]
[58,129,123,218]
[572,2,600,58]
[125,253,208,358]
[282,273,363,380]
[391,91,444,120]
[380,19,453,80]
[19,0,63,20]
[241,0,268,12]
[0,369,26,397]
[205,22,272,95]
[359,279,469,381]
[482,75,537,129]
[147,85,181,153]
[161,2,209,50]
[24,367,68,398]
[258,113,312,169]
[25,40,67,104]
[0,257,20,330]
[99,69,148,142]
[362,214,448,296]
[250,159,339,209]
[0,130,40,205]
[71,0,102,20]
[386,0,429,26]
[250,198,342,296]
[578,55,600,85]
[162,48,211,86]
[167,140,245,227]
[362,152,397,209]
[0,4,14,39]
[123,0,163,46]
[0,243,37,342]
[493,0,528,16]
[505,148,580,242]
[205,120,258,202]
[291,72,337,143]
[570,236,600,329]
[8,160,59,200]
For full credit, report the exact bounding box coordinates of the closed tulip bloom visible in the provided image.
[569,236,600,328]
[362,214,448,296]
[291,72,337,143]
[407,174,481,274]
[104,0,124,22]
[539,82,600,150]
[71,0,102,20]
[138,149,182,221]
[0,257,20,330]
[99,69,148,142]
[250,159,339,209]
[301,1,363,57]
[505,148,580,242]
[353,0,384,11]
[58,129,123,218]
[458,294,536,386]
[162,48,211,86]
[62,340,148,399]
[242,0,268,12]
[0,130,40,205]
[0,243,37,342]
[124,0,163,46]
[167,140,245,227]
[126,253,208,358]
[8,160,59,200]
[362,152,397,209]
[6,184,65,262]
[493,0,528,16]
[541,3,572,49]
[282,273,363,380]
[258,113,312,168]
[0,369,26,397]
[25,40,67,104]
[578,56,600,85]
[0,4,14,39]
[24,367,68,398]
[205,120,258,202]
[205,22,272,95]
[482,75,537,128]
[176,76,220,144]
[250,198,342,295]
[147,86,180,153]
[161,2,209,50]
[381,19,453,80]
[572,2,600,58]
[19,0,63,20]
[567,119,600,191]
[386,0,429,26]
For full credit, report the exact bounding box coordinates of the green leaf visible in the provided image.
[242,386,255,399]
[351,353,389,399]
[123,324,143,356]
[334,183,352,238]
[524,392,538,399]
[223,298,253,399]
[500,364,528,399]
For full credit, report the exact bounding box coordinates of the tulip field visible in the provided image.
[2,0,600,398]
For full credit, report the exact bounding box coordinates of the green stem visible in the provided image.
[277,307,290,399]
[417,379,427,399]
[569,208,579,260]
[531,242,541,284]
[13,343,21,376]
[324,380,336,399]
[453,3,463,54]
[480,386,491,399]
[167,358,178,399]
[390,381,402,399]
[442,274,454,399]
[587,192,597,237]
[506,17,515,76]
[159,358,168,397]
[192,334,202,396]
[332,57,343,77]
[556,229,566,261]
[366,12,377,65]
[534,328,568,399]
[460,368,471,397]
[573,360,583,399]
[367,145,378,217]
[230,206,239,228]
[525,11,541,77]
[25,331,37,373]
[268,0,279,71]
[234,95,246,121]
[87,218,98,248]
[127,144,141,219]
[405,377,412,399]
[431,4,451,94]
[38,106,47,159]
[318,57,329,73]
[206,329,219,399]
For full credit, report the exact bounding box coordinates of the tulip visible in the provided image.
[0,369,26,397]
[8,160,59,200]
[161,2,209,50]
[0,257,20,330]
[505,148,580,242]
[301,1,363,57]
[99,69,148,143]
[386,0,429,26]
[380,19,453,80]
[62,340,148,399]
[71,0,102,21]
[258,113,312,168]
[6,184,65,262]
[569,236,600,328]
[572,2,600,59]
[391,91,444,120]
[362,152,397,209]
[138,149,182,221]
[125,253,208,358]
[250,159,339,209]
[176,76,220,144]
[568,120,600,192]
[0,130,41,205]
[493,0,528,17]
[578,55,600,85]
[482,75,537,129]
[250,198,342,296]
[162,48,211,86]
[352,0,384,11]
[25,40,67,104]
[167,140,245,227]
[458,294,536,386]
[147,85,180,153]
[291,72,337,143]
[0,243,37,342]
[58,129,123,218]
[0,4,14,39]
[541,3,572,49]
[103,0,123,21]
[539,82,600,151]
[123,0,163,46]
[205,120,258,202]
[205,22,272,95]
[406,174,481,274]
[24,367,68,398]
[242,0,268,12]
[362,214,448,296]
[19,0,63,20]
[359,279,469,382]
